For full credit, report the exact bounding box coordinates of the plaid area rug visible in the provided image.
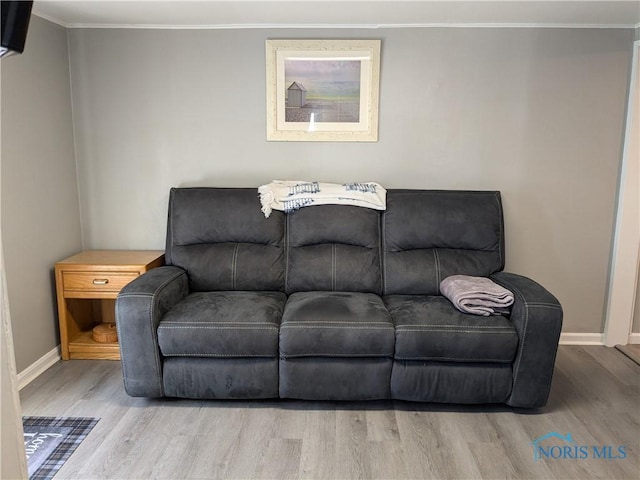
[23,417,99,480]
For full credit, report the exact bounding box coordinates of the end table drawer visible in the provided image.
[63,272,138,293]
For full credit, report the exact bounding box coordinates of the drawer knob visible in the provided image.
[92,279,109,285]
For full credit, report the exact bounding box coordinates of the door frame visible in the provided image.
[604,39,640,347]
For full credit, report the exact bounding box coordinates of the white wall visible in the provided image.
[628,41,640,336]
[68,27,631,335]
[1,16,82,372]
[634,33,640,336]
[632,40,640,336]
[634,267,639,334]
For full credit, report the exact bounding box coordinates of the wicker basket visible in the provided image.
[92,323,118,343]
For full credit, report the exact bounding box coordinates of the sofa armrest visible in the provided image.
[490,271,563,408]
[116,266,189,397]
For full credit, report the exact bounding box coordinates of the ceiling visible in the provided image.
[31,0,640,29]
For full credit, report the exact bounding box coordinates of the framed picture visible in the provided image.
[266,39,381,142]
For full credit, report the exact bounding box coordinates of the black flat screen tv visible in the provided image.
[1,1,33,58]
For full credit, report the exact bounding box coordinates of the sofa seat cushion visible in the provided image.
[280,292,395,358]
[157,291,286,357]
[384,295,518,363]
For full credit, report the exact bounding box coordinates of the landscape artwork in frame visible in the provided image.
[266,39,381,142]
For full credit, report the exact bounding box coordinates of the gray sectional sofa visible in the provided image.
[116,187,563,408]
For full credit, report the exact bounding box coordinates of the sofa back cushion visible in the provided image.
[166,188,285,291]
[286,205,382,294]
[383,190,504,295]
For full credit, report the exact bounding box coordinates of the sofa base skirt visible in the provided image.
[162,357,279,399]
[279,357,392,400]
[390,360,512,404]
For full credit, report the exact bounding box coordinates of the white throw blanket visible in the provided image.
[258,180,387,217]
[440,275,514,316]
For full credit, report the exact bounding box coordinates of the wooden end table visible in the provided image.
[55,250,165,360]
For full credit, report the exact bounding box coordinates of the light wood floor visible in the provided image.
[20,346,640,480]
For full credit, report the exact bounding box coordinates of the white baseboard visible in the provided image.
[628,333,640,344]
[559,333,604,345]
[17,346,61,390]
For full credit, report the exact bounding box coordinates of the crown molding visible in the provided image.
[31,9,70,28]
[30,13,640,30]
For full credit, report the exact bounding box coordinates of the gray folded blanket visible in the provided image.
[440,275,514,316]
